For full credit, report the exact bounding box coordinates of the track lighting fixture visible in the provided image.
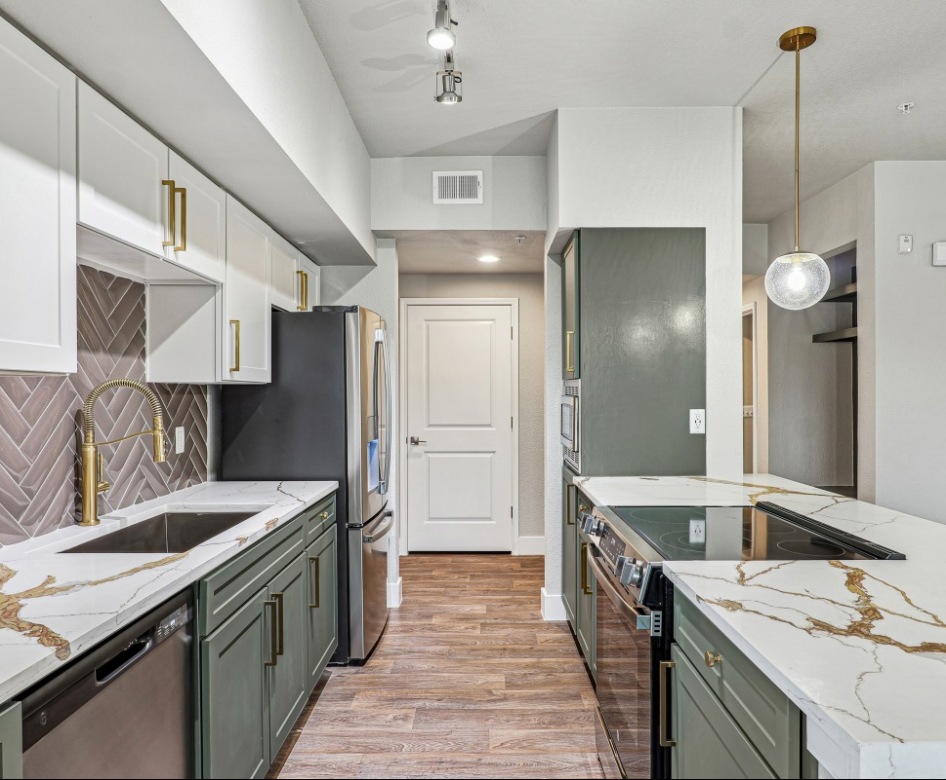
[427,0,457,51]
[435,51,462,104]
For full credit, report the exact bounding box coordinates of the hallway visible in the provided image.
[272,555,603,779]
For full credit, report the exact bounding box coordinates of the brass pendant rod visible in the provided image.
[794,42,800,252]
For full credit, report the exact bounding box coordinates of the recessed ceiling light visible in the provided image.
[898,102,915,114]
[478,255,500,263]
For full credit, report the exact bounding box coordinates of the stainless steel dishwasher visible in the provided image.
[18,589,195,779]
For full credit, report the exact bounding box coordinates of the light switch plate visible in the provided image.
[689,409,705,435]
[933,241,946,266]
[175,426,185,454]
[899,234,913,254]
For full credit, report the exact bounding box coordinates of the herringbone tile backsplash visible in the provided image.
[0,266,208,545]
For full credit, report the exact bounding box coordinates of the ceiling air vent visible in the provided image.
[432,170,483,204]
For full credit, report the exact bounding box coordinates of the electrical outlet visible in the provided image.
[689,519,706,545]
[689,409,705,435]
[175,426,185,454]
[899,234,913,254]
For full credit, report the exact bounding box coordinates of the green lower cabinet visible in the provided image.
[670,645,776,779]
[562,479,577,629]
[0,701,22,780]
[267,553,309,755]
[201,588,271,780]
[576,536,596,680]
[305,525,338,694]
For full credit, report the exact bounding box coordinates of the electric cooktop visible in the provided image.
[608,501,905,562]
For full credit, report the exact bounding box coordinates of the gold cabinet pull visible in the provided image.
[162,179,176,247]
[174,186,187,251]
[303,272,309,310]
[296,270,306,311]
[229,319,241,372]
[272,592,285,656]
[580,541,592,595]
[704,650,723,668]
[309,556,320,609]
[319,511,330,520]
[565,330,575,373]
[566,483,576,525]
[659,660,677,747]
[264,599,278,667]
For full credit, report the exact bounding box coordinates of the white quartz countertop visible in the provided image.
[0,481,337,704]
[576,474,946,779]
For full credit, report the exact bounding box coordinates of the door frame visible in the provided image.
[742,302,759,474]
[398,298,520,556]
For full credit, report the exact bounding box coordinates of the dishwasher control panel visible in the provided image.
[156,605,191,643]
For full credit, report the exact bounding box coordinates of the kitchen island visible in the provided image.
[0,480,337,704]
[576,473,946,779]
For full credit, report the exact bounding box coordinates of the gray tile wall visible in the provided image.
[0,266,208,545]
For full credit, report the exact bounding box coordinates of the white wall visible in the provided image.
[398,274,545,551]
[320,240,402,601]
[158,0,373,261]
[371,156,547,232]
[743,224,769,277]
[768,164,876,499]
[872,161,946,521]
[543,253,563,618]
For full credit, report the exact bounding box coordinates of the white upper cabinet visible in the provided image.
[165,151,226,283]
[0,17,77,374]
[270,234,300,313]
[78,82,169,256]
[223,197,271,383]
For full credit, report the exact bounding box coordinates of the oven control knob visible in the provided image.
[621,562,644,588]
[580,513,602,536]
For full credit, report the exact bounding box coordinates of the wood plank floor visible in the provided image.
[271,554,604,779]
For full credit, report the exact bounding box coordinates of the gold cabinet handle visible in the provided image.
[319,511,330,520]
[162,179,176,248]
[564,330,575,373]
[580,541,592,595]
[264,599,278,667]
[272,592,285,656]
[174,186,187,251]
[565,483,576,525]
[303,272,309,309]
[229,319,241,372]
[704,650,723,668]
[296,270,307,311]
[309,556,320,609]
[659,660,677,747]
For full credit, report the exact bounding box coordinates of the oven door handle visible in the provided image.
[588,546,647,624]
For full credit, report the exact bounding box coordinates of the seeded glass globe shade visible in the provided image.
[764,251,830,310]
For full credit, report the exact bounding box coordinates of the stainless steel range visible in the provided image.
[582,502,904,779]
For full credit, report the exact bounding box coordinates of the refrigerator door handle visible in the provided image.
[377,330,392,496]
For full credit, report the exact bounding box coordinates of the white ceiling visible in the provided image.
[300,0,946,223]
[392,230,545,274]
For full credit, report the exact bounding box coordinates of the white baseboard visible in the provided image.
[541,587,567,621]
[387,577,403,608]
[517,535,546,555]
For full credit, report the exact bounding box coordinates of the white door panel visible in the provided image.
[406,304,514,552]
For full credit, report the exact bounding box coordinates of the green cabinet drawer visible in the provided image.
[267,553,309,758]
[305,525,338,693]
[562,478,578,629]
[0,701,22,780]
[200,588,271,780]
[670,645,776,779]
[674,595,800,778]
[303,493,336,546]
[199,516,305,636]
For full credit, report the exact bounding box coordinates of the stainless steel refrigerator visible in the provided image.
[219,306,393,663]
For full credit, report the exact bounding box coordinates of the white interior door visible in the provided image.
[405,303,515,552]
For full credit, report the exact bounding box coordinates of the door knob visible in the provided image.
[409,436,427,445]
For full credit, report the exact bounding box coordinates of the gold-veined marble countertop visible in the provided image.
[0,481,337,704]
[576,473,946,779]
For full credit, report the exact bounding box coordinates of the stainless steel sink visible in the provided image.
[60,511,257,554]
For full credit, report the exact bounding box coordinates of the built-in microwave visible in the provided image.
[561,381,580,472]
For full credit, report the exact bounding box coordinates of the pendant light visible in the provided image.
[434,51,462,104]
[427,0,456,51]
[764,27,831,311]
